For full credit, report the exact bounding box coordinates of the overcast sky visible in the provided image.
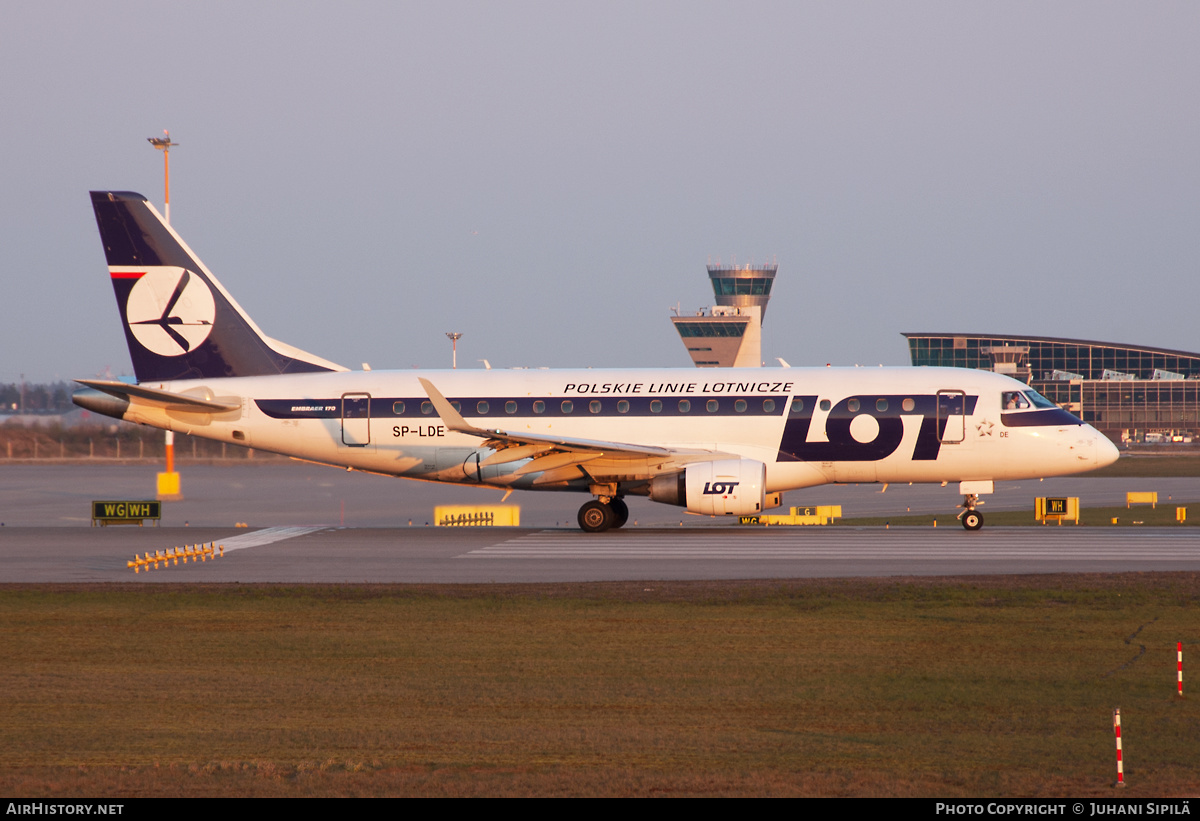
[3,1,1198,383]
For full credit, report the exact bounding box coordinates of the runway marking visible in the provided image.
[464,528,1200,560]
[218,526,327,552]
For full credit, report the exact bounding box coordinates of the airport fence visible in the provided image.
[0,420,272,461]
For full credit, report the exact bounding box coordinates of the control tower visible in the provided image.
[670,263,777,368]
[707,262,776,319]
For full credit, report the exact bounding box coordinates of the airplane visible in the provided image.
[74,191,1120,532]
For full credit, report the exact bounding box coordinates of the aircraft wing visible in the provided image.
[418,378,728,463]
[75,379,241,413]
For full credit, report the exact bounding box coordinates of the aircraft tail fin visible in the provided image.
[89,191,345,382]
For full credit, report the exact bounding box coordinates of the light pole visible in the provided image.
[147,131,178,224]
[148,131,182,500]
[446,333,463,369]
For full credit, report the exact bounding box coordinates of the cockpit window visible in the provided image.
[1023,390,1057,410]
[1002,391,1031,410]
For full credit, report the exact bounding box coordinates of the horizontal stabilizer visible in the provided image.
[75,379,240,413]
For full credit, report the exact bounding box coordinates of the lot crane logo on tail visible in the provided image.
[123,267,215,356]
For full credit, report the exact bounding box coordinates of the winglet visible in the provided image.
[418,378,490,436]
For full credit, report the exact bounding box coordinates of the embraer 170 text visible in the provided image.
[74,192,1119,531]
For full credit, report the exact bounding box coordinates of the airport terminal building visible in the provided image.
[903,333,1200,444]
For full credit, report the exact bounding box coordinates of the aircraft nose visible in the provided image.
[1094,430,1120,468]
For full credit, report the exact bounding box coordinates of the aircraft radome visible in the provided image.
[74,191,1120,532]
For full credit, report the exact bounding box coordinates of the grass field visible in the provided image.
[2,577,1197,797]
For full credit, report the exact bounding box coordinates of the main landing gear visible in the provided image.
[577,496,629,533]
[958,493,984,531]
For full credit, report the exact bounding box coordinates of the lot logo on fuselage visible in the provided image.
[777,393,977,463]
[124,267,216,356]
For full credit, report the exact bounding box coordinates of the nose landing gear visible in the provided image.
[958,494,984,531]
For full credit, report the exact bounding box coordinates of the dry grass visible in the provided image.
[2,576,1198,797]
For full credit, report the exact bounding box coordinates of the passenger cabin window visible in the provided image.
[734,399,747,413]
[650,400,662,413]
[505,401,517,414]
[476,401,489,414]
[847,398,860,412]
[392,401,405,415]
[819,399,831,411]
[533,400,545,414]
[561,400,574,414]
[876,399,888,412]
[617,400,630,413]
[790,398,804,413]
[707,399,719,412]
[421,401,433,415]
[678,399,691,413]
[763,399,776,413]
[589,400,601,414]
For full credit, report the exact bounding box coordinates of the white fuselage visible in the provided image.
[117,365,1118,494]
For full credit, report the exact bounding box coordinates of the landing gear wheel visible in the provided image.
[609,497,629,529]
[578,500,615,533]
[962,510,984,531]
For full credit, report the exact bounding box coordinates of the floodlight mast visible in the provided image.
[147,130,178,224]
[146,130,182,500]
[446,332,463,369]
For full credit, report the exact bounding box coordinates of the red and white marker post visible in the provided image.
[1113,708,1125,788]
[1178,642,1184,698]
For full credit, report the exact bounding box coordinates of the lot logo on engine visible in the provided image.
[703,481,740,495]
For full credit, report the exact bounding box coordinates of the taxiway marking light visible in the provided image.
[128,542,222,573]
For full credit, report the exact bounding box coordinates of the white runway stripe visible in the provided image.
[464,528,1200,560]
[218,526,327,552]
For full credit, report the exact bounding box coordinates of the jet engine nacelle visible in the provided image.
[649,458,768,516]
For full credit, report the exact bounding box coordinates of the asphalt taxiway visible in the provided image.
[3,463,1199,583]
[5,523,1200,583]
